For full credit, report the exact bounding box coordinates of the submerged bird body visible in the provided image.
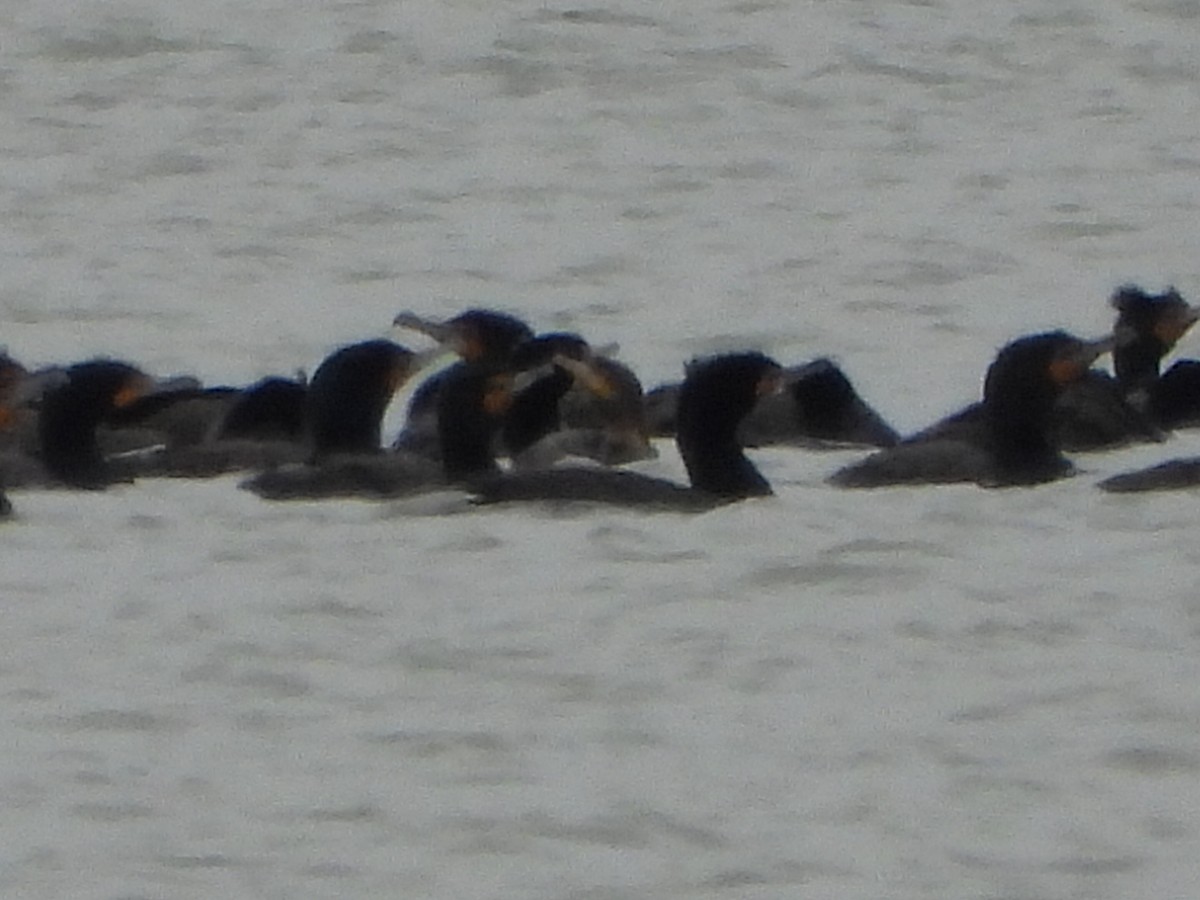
[111,377,310,479]
[1050,285,1199,449]
[831,331,1111,488]
[556,353,655,465]
[1091,286,1200,491]
[113,343,409,481]
[243,357,508,501]
[30,360,156,489]
[471,352,781,510]
[216,377,308,443]
[1111,286,1199,400]
[240,340,424,499]
[645,357,898,449]
[503,336,655,469]
[392,316,654,469]
[1152,361,1200,429]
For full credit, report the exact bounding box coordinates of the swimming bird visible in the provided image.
[105,373,306,450]
[1090,288,1200,490]
[391,308,534,458]
[469,351,782,510]
[239,339,426,498]
[0,354,77,456]
[15,360,161,489]
[94,370,311,479]
[113,340,424,481]
[0,359,71,485]
[644,357,898,449]
[910,287,1198,453]
[830,331,1113,488]
[501,333,655,468]
[242,357,512,500]
[393,311,654,468]
[1114,286,1200,431]
[1050,285,1199,449]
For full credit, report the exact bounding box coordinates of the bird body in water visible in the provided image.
[242,356,511,501]
[1118,286,1200,431]
[240,340,433,499]
[501,334,655,468]
[393,311,654,468]
[302,340,422,460]
[1091,287,1200,490]
[101,375,310,478]
[106,375,307,451]
[644,357,898,449]
[830,331,1113,488]
[112,341,418,481]
[914,287,1200,453]
[470,351,782,510]
[1052,285,1199,449]
[0,360,160,490]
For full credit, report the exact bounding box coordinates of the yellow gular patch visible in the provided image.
[1047,358,1085,385]
[112,375,152,408]
[483,375,514,417]
[756,371,784,397]
[454,333,484,363]
[581,371,616,400]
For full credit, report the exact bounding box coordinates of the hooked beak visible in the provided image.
[392,311,454,344]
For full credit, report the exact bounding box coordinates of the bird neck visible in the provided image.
[38,394,111,488]
[437,368,504,483]
[1113,334,1168,392]
[676,415,770,499]
[306,393,388,461]
[501,367,571,455]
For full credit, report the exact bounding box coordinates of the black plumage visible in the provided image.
[831,331,1112,488]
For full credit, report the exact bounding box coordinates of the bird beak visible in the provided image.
[393,311,454,344]
[1155,303,1200,347]
[1048,335,1113,385]
[552,354,616,399]
[410,346,454,373]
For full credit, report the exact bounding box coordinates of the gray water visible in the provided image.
[3,1,1200,897]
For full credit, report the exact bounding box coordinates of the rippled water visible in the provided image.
[3,1,1200,897]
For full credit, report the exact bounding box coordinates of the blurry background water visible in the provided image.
[3,1,1200,897]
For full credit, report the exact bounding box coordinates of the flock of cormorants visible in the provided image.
[3,284,1200,520]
